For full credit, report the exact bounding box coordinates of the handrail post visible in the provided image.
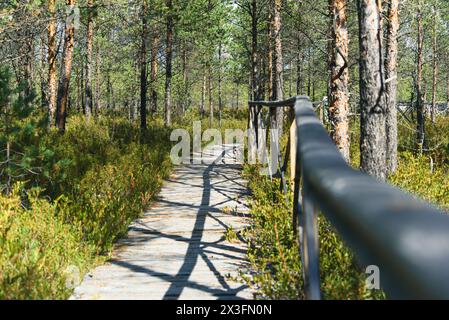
[248,95,449,299]
[248,105,256,164]
[301,178,321,300]
[290,105,299,237]
[289,107,297,184]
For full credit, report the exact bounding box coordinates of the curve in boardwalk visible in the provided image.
[71,144,253,300]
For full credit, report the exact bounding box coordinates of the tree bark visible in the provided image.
[208,64,214,127]
[106,67,111,109]
[251,0,260,101]
[200,69,206,118]
[47,0,58,127]
[447,72,449,111]
[431,6,437,124]
[56,0,77,133]
[384,0,399,174]
[357,0,387,181]
[296,49,302,95]
[80,60,85,112]
[268,10,274,100]
[181,40,190,114]
[85,0,94,121]
[236,81,239,109]
[150,26,159,114]
[307,47,311,97]
[76,64,81,113]
[165,0,173,126]
[95,46,101,113]
[296,1,303,96]
[329,0,350,162]
[40,36,47,109]
[416,7,425,154]
[272,0,284,136]
[218,41,223,127]
[140,0,148,132]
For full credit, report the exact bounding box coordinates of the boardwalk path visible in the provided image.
[71,145,254,300]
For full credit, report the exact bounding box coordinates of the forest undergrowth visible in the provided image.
[242,116,449,300]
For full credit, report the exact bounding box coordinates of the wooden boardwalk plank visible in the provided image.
[71,145,253,300]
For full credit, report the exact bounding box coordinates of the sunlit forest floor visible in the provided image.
[0,90,248,299]
[0,116,174,299]
[0,84,447,299]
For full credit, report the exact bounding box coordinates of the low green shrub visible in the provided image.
[1,111,173,298]
[390,152,449,211]
[398,116,449,165]
[0,186,95,299]
[59,140,172,251]
[242,165,385,300]
[243,115,449,300]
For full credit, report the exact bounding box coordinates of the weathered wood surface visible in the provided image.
[71,145,253,300]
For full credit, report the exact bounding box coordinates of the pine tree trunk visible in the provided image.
[236,82,239,109]
[268,3,277,138]
[76,65,81,113]
[416,7,425,154]
[140,0,148,132]
[218,41,223,127]
[95,46,101,113]
[40,36,47,109]
[296,3,302,96]
[165,0,173,126]
[251,0,259,101]
[80,61,85,112]
[358,0,387,181]
[208,64,214,127]
[289,64,293,97]
[201,69,206,118]
[181,42,189,115]
[307,48,311,97]
[150,28,159,114]
[273,0,284,136]
[431,7,437,124]
[384,0,399,174]
[268,11,274,100]
[85,0,94,121]
[47,0,58,127]
[447,73,449,111]
[56,0,77,133]
[329,0,350,162]
[296,49,302,95]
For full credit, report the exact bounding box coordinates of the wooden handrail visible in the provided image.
[248,95,449,300]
